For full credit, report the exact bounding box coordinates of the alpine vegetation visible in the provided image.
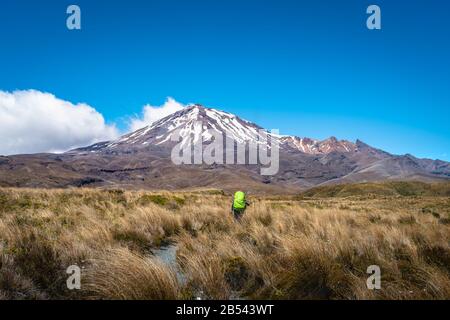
[0,182,449,300]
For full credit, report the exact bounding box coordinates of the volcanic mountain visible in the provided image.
[0,104,449,192]
[71,104,268,154]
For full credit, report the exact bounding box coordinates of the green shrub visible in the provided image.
[138,195,169,206]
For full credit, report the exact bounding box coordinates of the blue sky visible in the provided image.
[0,0,449,160]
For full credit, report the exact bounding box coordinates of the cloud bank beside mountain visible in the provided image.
[129,97,185,132]
[0,90,119,155]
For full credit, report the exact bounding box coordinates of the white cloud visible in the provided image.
[0,90,119,155]
[129,97,185,131]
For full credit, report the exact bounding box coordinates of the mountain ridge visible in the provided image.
[1,104,449,192]
[69,104,380,157]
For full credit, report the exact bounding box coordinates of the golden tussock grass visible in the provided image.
[0,186,449,300]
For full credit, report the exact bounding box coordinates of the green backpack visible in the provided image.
[233,191,246,210]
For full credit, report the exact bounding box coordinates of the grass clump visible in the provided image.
[84,248,180,299]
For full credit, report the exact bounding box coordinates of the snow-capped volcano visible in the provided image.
[73,104,286,154]
[2,103,449,191]
[128,104,266,145]
[73,104,357,155]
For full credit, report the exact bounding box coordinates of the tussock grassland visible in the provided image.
[0,184,449,300]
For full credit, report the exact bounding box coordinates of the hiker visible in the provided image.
[231,191,250,221]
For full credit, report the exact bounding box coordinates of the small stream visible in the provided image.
[151,243,245,300]
[151,244,186,285]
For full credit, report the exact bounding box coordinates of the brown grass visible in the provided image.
[83,248,180,300]
[0,186,449,300]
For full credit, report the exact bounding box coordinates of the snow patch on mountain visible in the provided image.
[281,136,357,154]
[70,104,358,155]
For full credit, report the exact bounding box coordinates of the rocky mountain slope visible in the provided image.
[0,104,449,192]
